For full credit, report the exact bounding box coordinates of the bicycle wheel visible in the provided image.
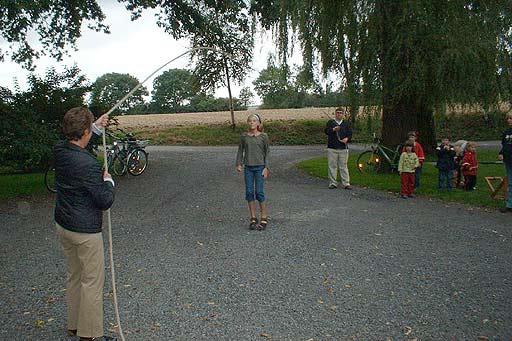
[44,164,57,193]
[356,150,382,173]
[127,149,148,176]
[112,152,127,176]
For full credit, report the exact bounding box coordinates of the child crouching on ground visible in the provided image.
[236,113,270,230]
[436,137,456,191]
[398,140,419,199]
[461,141,478,191]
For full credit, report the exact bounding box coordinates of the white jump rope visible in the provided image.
[100,47,232,341]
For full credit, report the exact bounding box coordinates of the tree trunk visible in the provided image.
[224,59,236,130]
[379,1,436,155]
[382,99,436,153]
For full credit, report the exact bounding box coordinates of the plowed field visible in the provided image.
[117,107,340,129]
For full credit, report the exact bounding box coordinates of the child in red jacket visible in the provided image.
[461,142,478,191]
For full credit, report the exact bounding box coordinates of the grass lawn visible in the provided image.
[0,173,49,200]
[298,149,508,209]
[0,155,108,201]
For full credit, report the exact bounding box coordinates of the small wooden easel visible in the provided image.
[484,176,509,200]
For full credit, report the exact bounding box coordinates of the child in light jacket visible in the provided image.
[398,140,420,199]
[402,131,424,188]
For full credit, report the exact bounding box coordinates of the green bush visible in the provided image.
[1,66,89,173]
[436,110,508,141]
[0,109,59,172]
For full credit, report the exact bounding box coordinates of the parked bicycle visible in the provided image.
[45,130,149,193]
[357,135,402,173]
[106,131,149,177]
[44,162,57,193]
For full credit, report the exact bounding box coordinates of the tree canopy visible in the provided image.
[90,73,148,114]
[0,66,89,171]
[119,0,254,127]
[251,0,512,149]
[238,86,254,107]
[3,0,511,150]
[0,0,109,69]
[151,68,196,113]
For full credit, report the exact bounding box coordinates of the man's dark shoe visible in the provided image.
[499,207,512,213]
[328,184,337,189]
[80,336,117,341]
[344,185,352,190]
[67,329,77,337]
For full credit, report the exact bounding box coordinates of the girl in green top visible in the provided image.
[236,113,270,230]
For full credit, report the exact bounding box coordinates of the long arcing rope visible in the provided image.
[100,47,232,341]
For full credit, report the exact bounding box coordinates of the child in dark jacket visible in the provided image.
[461,142,478,191]
[436,137,456,191]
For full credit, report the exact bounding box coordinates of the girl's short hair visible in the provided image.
[63,107,94,141]
[506,111,512,119]
[404,140,415,152]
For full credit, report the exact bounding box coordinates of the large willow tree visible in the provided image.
[251,0,512,150]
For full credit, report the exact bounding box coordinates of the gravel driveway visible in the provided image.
[1,145,511,340]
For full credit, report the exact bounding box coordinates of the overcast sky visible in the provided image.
[0,1,289,102]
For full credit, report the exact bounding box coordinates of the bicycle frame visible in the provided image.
[106,131,149,176]
[376,145,397,165]
[370,138,401,170]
